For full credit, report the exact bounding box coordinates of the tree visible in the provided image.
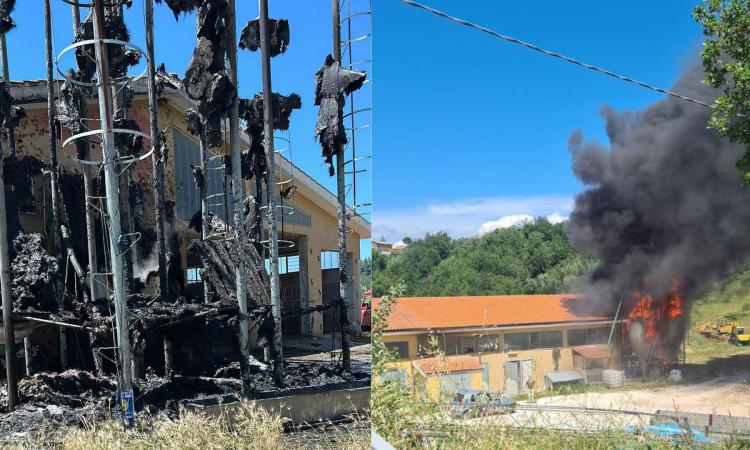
[694,0,750,183]
[372,219,597,297]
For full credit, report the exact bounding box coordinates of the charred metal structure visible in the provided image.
[0,0,370,433]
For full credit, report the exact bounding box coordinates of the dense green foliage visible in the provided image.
[694,0,750,184]
[372,219,597,297]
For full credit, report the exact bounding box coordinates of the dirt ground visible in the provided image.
[535,371,750,416]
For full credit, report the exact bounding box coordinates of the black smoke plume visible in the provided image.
[567,67,750,317]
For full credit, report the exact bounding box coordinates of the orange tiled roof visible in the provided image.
[412,355,482,375]
[373,295,611,331]
[572,345,611,359]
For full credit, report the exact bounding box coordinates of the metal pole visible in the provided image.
[44,0,68,371]
[0,132,16,408]
[0,34,14,159]
[71,4,102,304]
[226,0,252,396]
[258,0,284,384]
[332,0,351,372]
[91,0,133,405]
[0,4,17,410]
[71,3,104,377]
[199,127,210,303]
[145,0,169,304]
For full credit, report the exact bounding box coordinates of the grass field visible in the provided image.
[4,402,370,450]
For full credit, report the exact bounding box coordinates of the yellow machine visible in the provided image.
[718,321,740,335]
[730,326,750,346]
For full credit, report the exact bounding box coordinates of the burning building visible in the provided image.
[567,67,750,377]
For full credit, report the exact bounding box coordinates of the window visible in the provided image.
[321,251,339,270]
[173,127,233,222]
[568,327,609,346]
[534,330,563,349]
[186,267,202,284]
[504,332,531,351]
[444,335,475,355]
[417,334,440,357]
[478,334,500,352]
[264,255,300,274]
[444,335,461,356]
[381,369,406,386]
[385,341,409,359]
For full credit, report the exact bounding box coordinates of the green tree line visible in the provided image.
[372,219,597,297]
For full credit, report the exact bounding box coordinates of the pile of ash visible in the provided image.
[212,360,369,395]
[11,233,59,312]
[0,370,115,439]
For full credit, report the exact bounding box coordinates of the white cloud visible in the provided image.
[478,214,533,235]
[374,195,573,242]
[546,211,569,224]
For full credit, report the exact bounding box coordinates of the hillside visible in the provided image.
[372,219,597,297]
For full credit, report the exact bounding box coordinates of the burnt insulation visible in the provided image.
[155,0,202,20]
[0,0,15,35]
[238,92,301,182]
[10,233,59,311]
[239,18,290,57]
[0,80,25,130]
[182,0,233,148]
[75,9,140,80]
[314,54,366,176]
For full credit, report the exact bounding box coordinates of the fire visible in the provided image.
[626,279,683,342]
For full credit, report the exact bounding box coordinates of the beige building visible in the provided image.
[7,78,370,337]
[375,294,621,400]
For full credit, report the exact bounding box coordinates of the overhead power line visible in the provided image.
[399,0,713,109]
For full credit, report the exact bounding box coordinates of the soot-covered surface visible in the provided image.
[314,55,366,176]
[11,233,59,312]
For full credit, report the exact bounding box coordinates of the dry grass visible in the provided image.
[2,402,369,450]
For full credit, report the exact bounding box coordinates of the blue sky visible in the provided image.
[6,1,371,258]
[373,0,703,242]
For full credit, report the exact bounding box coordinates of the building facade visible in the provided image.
[376,295,621,400]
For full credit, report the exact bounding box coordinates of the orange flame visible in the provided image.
[626,279,683,342]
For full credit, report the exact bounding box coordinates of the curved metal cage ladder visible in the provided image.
[259,131,297,250]
[55,3,155,295]
[340,0,372,220]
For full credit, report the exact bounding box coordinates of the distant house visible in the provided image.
[391,241,408,253]
[374,295,621,400]
[372,240,393,254]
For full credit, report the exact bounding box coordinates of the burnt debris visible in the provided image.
[189,239,271,307]
[0,80,25,131]
[74,9,140,80]
[155,0,202,20]
[238,92,301,181]
[314,55,366,176]
[11,233,59,312]
[239,18,290,56]
[181,0,234,148]
[0,0,15,35]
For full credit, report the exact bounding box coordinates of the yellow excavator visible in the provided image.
[729,326,750,346]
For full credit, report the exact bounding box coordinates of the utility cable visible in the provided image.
[398,0,713,109]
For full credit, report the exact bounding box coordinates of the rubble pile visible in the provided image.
[314,55,366,176]
[10,233,59,312]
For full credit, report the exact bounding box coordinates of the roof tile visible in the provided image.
[373,295,611,331]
